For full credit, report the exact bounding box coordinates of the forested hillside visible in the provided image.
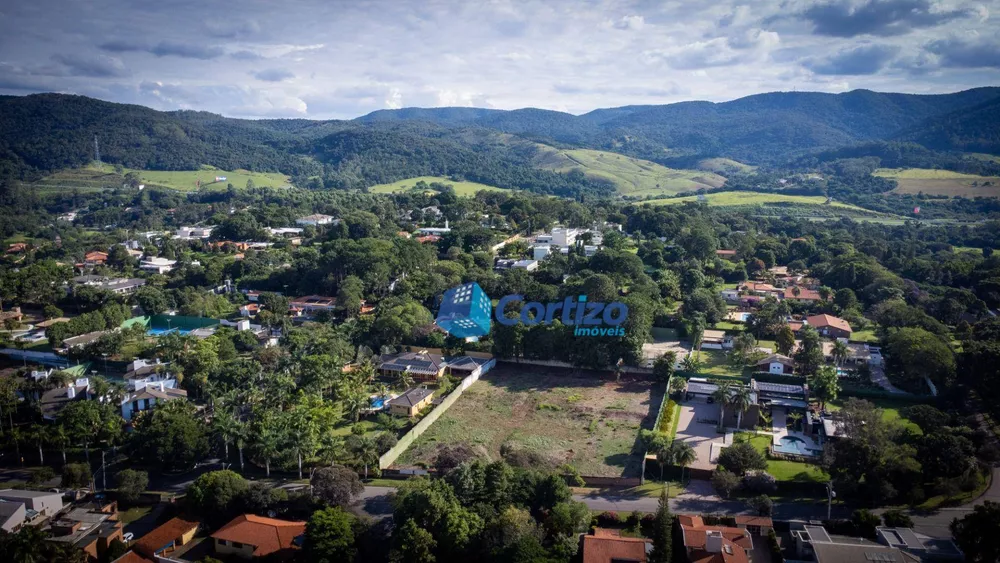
[894,96,1000,155]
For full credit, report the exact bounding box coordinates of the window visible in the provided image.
[233,542,244,549]
[217,540,227,546]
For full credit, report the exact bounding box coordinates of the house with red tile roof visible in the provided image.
[805,314,852,339]
[129,517,199,561]
[84,251,108,265]
[582,528,651,563]
[715,249,738,261]
[783,286,822,302]
[211,514,305,560]
[679,515,754,563]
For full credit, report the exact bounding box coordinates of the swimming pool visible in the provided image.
[146,328,194,336]
[370,397,386,409]
[773,435,822,457]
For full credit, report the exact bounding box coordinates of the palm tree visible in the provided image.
[711,382,733,430]
[350,435,379,479]
[253,414,282,477]
[730,385,754,430]
[344,392,367,423]
[655,443,673,483]
[670,441,697,483]
[831,340,849,367]
[681,354,702,374]
[283,410,318,480]
[396,370,414,391]
[27,423,46,465]
[212,409,239,462]
[788,411,804,431]
[48,423,69,466]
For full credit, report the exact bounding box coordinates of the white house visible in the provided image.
[0,490,63,517]
[701,329,733,350]
[757,354,795,375]
[140,257,177,274]
[121,383,188,422]
[174,226,213,239]
[123,359,177,391]
[533,245,552,260]
[296,214,337,226]
[513,259,539,271]
[0,500,26,532]
[417,219,451,235]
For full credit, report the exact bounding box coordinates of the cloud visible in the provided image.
[100,40,223,59]
[150,42,224,59]
[231,50,264,61]
[799,0,972,37]
[644,28,779,70]
[204,19,260,39]
[805,43,902,74]
[51,53,129,78]
[926,35,1000,68]
[385,87,403,109]
[253,68,295,82]
[611,15,645,31]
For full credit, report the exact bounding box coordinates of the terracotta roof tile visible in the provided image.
[806,314,851,333]
[134,517,199,558]
[211,514,305,557]
[582,531,650,563]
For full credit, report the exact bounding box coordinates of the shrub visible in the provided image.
[742,470,777,494]
[596,511,622,527]
[881,509,914,528]
[657,400,677,433]
[717,441,767,476]
[767,528,784,563]
[748,495,773,516]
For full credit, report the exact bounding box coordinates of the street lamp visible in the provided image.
[826,481,836,520]
[101,353,109,377]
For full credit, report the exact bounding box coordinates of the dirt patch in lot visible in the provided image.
[395,365,664,477]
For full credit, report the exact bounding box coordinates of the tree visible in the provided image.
[252,411,282,477]
[240,482,287,515]
[775,325,795,356]
[885,327,956,389]
[115,469,148,504]
[187,470,248,521]
[653,351,676,382]
[337,275,365,318]
[305,507,357,563]
[831,340,850,367]
[58,401,120,463]
[748,494,773,516]
[717,441,766,476]
[711,381,733,430]
[62,463,92,489]
[393,519,437,563]
[951,501,1000,563]
[129,400,209,471]
[349,435,380,479]
[311,465,364,508]
[903,405,950,433]
[851,509,882,540]
[648,488,672,563]
[655,444,673,483]
[680,354,702,374]
[881,509,913,528]
[711,469,740,498]
[668,376,687,397]
[794,326,824,376]
[810,365,840,411]
[671,441,697,482]
[134,286,169,315]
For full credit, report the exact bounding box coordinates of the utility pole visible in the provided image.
[102,450,107,490]
[826,481,836,519]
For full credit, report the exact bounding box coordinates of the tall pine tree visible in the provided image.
[649,487,672,563]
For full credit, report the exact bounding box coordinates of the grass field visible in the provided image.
[368,176,507,196]
[532,146,726,197]
[696,158,757,175]
[647,191,869,211]
[396,367,664,477]
[875,168,1000,198]
[31,164,291,192]
[849,329,878,343]
[827,398,921,435]
[692,350,745,378]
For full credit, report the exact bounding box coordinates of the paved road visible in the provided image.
[897,466,1000,538]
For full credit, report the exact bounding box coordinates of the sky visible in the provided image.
[0,0,997,119]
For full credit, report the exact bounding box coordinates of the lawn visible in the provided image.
[31,164,292,192]
[369,176,507,196]
[875,168,1000,198]
[646,191,869,211]
[692,350,744,378]
[532,146,726,197]
[849,329,878,343]
[737,434,830,483]
[396,366,664,478]
[120,506,152,525]
[827,398,921,435]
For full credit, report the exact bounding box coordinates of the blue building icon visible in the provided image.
[435,282,492,338]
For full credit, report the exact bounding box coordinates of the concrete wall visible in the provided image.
[214,538,255,559]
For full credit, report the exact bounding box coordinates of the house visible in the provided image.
[679,515,754,563]
[71,275,146,295]
[443,354,496,379]
[388,387,434,417]
[268,227,303,238]
[821,341,871,365]
[416,234,441,244]
[421,205,444,219]
[379,351,445,381]
[700,330,732,350]
[768,266,789,276]
[295,214,337,226]
[47,504,124,561]
[130,517,200,560]
[494,258,517,271]
[806,314,852,339]
[756,354,795,375]
[123,359,176,391]
[140,257,177,274]
[84,251,108,266]
[0,490,62,517]
[288,295,337,316]
[0,306,23,324]
[240,303,260,317]
[682,379,760,430]
[211,514,306,560]
[734,516,774,537]
[121,384,188,421]
[533,244,552,260]
[417,219,451,235]
[715,249,738,261]
[876,526,963,561]
[783,286,822,302]
[792,525,911,563]
[61,330,111,350]
[174,226,214,239]
[0,500,26,532]
[40,380,91,420]
[582,528,651,563]
[6,242,28,254]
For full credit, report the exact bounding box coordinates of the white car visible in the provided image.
[123,532,134,543]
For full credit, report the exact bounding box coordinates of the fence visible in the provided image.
[640,388,676,483]
[675,370,934,404]
[378,363,488,470]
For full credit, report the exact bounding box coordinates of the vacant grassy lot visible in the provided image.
[396,367,664,477]
[647,191,868,211]
[696,158,756,175]
[692,350,745,377]
[827,398,921,435]
[875,168,1000,198]
[32,164,291,192]
[736,434,830,483]
[532,146,726,197]
[368,176,507,196]
[849,329,878,343]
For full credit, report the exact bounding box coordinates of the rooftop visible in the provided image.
[389,387,434,408]
[211,514,305,558]
[582,529,650,563]
[134,517,199,558]
[807,314,852,332]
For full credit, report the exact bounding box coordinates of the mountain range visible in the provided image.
[1,87,998,197]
